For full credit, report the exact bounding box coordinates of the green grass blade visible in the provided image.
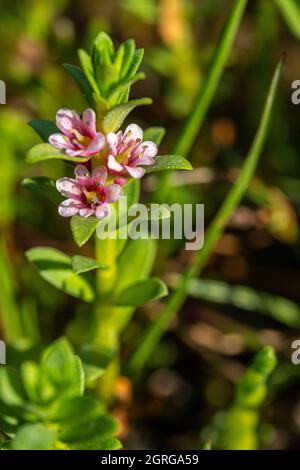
[168,276,300,329]
[0,236,23,341]
[275,0,300,40]
[173,0,247,158]
[128,59,283,375]
[158,0,248,199]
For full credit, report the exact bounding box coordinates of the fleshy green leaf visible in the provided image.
[80,344,116,373]
[11,424,57,450]
[71,255,106,274]
[21,177,62,205]
[60,414,118,443]
[0,367,26,407]
[41,338,84,398]
[102,98,152,133]
[108,72,145,104]
[128,48,144,79]
[92,32,115,94]
[145,155,193,173]
[133,204,171,221]
[25,247,95,302]
[114,178,141,228]
[69,435,122,450]
[115,238,157,297]
[26,143,90,164]
[143,127,166,145]
[20,361,41,404]
[115,278,168,306]
[218,347,277,450]
[63,63,95,107]
[29,119,58,142]
[83,363,105,385]
[78,48,100,95]
[70,216,99,247]
[120,39,135,78]
[123,178,141,206]
[50,395,105,424]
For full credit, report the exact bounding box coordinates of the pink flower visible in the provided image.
[106,124,158,181]
[56,165,122,219]
[49,108,105,159]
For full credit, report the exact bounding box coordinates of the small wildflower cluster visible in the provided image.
[19,31,192,452]
[51,108,158,219]
[26,32,190,225]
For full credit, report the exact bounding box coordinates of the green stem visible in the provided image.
[95,237,117,298]
[92,236,119,402]
[128,59,283,375]
[0,234,23,342]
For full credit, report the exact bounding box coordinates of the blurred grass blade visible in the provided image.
[128,59,283,375]
[0,236,23,341]
[157,0,248,199]
[20,298,41,343]
[173,0,247,158]
[275,0,300,40]
[168,275,300,329]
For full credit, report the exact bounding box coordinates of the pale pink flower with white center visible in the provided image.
[106,124,158,181]
[56,165,122,219]
[49,108,105,159]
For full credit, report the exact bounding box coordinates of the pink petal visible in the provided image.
[95,203,109,219]
[114,177,127,186]
[105,184,123,203]
[49,133,71,149]
[56,108,82,136]
[82,109,97,138]
[56,178,82,199]
[79,207,95,218]
[86,133,105,155]
[124,123,143,141]
[125,165,145,179]
[141,141,158,158]
[65,148,88,157]
[107,155,123,173]
[106,132,118,155]
[75,165,90,184]
[58,199,80,217]
[139,155,155,166]
[92,166,107,186]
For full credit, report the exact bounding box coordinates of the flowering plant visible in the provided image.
[0,0,283,450]
[0,32,191,450]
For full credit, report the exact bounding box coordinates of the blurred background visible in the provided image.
[1,0,300,450]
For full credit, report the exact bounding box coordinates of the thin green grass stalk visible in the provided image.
[0,235,23,342]
[128,59,283,375]
[158,0,248,199]
[275,0,300,40]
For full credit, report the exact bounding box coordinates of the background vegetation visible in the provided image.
[1,0,300,449]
